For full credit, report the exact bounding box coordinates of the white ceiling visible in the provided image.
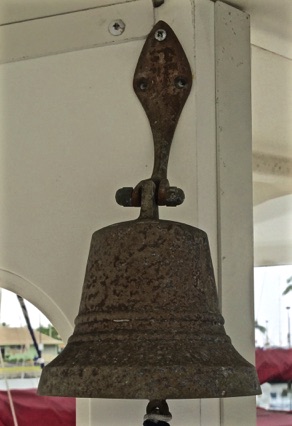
[229,0,292,58]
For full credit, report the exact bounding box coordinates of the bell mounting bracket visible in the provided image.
[116,21,192,208]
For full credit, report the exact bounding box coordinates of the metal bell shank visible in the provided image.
[38,217,260,399]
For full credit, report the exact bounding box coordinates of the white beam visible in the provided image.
[0,0,154,64]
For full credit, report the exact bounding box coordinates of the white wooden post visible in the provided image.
[214,2,256,425]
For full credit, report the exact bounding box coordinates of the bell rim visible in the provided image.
[38,363,261,399]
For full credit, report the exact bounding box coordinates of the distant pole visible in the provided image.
[265,320,270,347]
[16,295,44,368]
[287,307,291,348]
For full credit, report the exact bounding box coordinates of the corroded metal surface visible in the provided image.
[38,217,261,398]
[133,21,192,182]
[116,21,192,207]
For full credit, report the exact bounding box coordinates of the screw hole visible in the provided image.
[137,78,148,91]
[175,77,188,89]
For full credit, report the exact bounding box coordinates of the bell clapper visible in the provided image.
[143,400,172,426]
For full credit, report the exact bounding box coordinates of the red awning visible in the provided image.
[256,348,292,384]
[0,388,75,426]
[257,408,292,426]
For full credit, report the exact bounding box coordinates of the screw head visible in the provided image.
[154,29,167,41]
[109,19,126,36]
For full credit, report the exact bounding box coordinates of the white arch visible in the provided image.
[0,268,73,342]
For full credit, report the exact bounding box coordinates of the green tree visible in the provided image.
[255,320,266,334]
[282,276,292,295]
[37,325,61,340]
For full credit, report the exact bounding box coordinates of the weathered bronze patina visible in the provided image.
[38,21,260,399]
[38,200,261,397]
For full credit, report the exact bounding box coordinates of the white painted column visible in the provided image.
[214,2,256,426]
[0,0,255,425]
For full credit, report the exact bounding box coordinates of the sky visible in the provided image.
[1,264,292,344]
[0,288,51,329]
[254,264,292,348]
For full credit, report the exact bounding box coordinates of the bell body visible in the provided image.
[38,218,260,398]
